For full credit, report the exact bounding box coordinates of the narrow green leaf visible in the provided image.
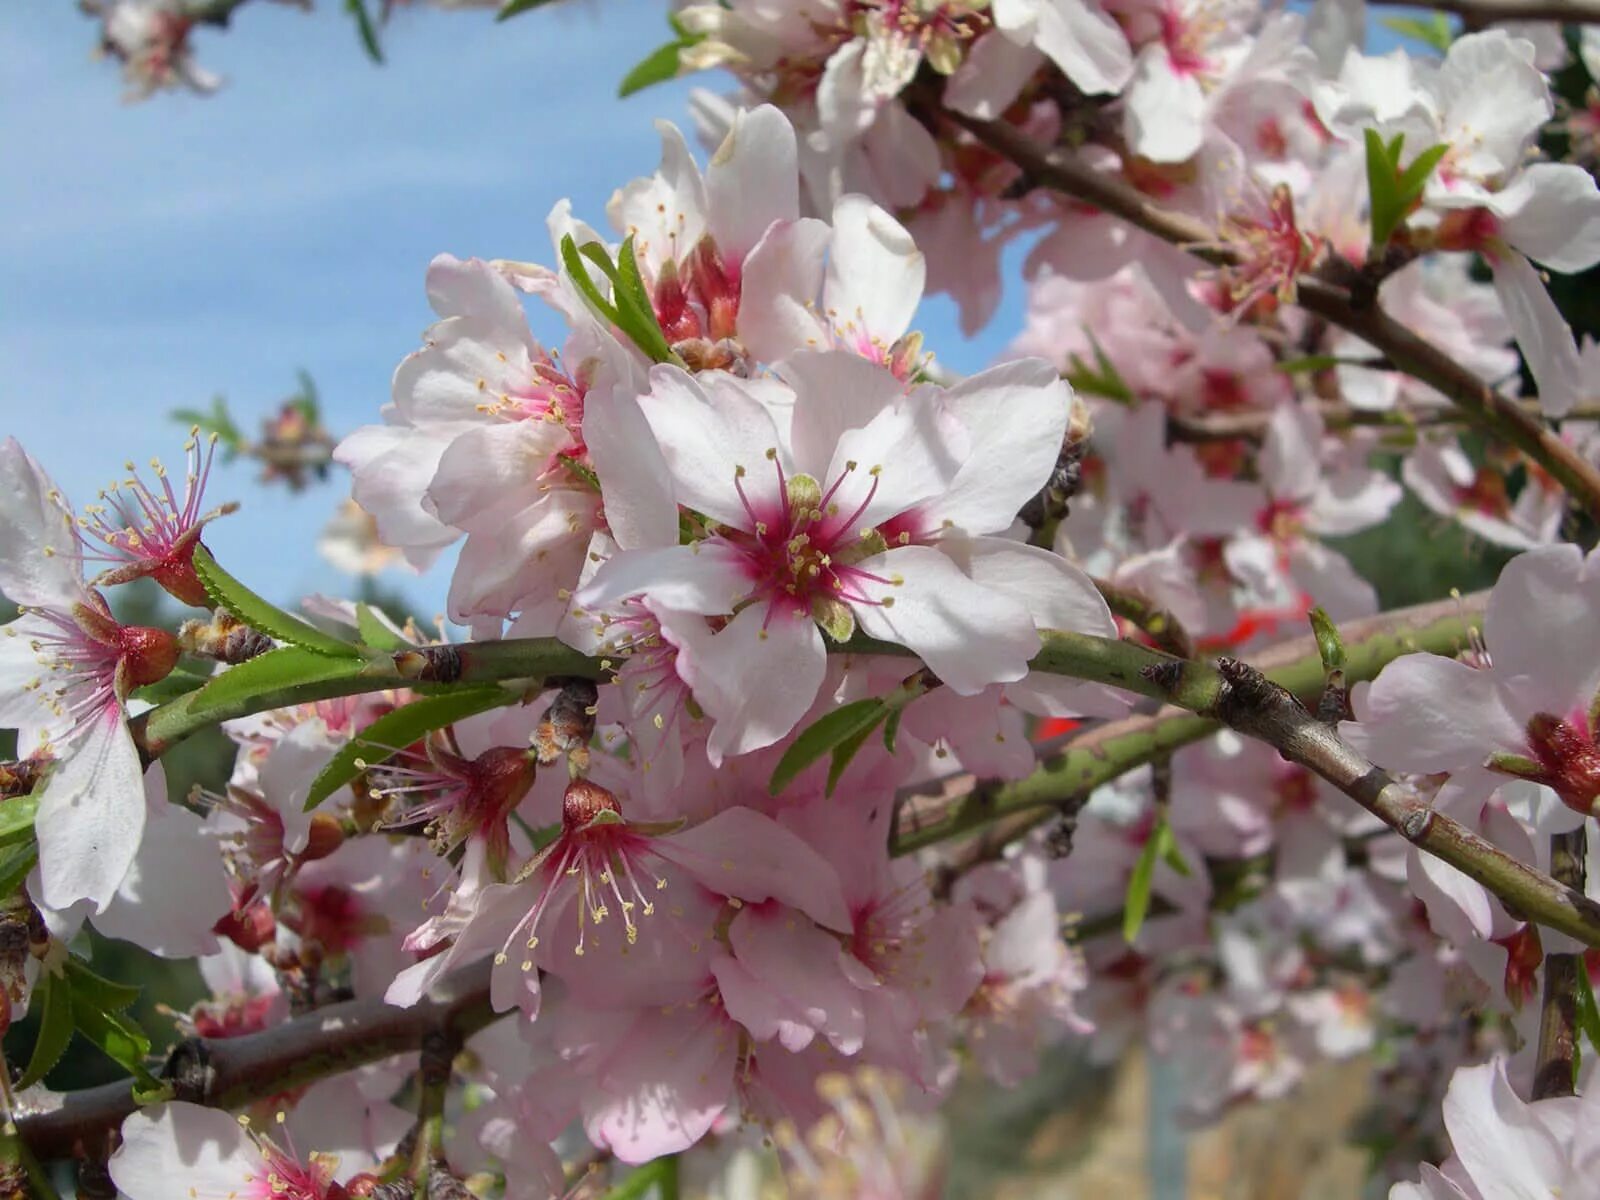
[1364,128,1405,250]
[0,843,39,901]
[580,241,622,285]
[186,647,372,723]
[882,708,903,755]
[63,959,142,1012]
[69,990,159,1089]
[1576,966,1600,1087]
[560,235,624,328]
[619,40,686,98]
[1379,13,1453,52]
[0,796,39,844]
[1155,821,1191,878]
[826,710,891,797]
[355,603,408,652]
[769,699,889,796]
[1308,607,1346,672]
[1396,142,1451,201]
[344,0,384,64]
[303,687,513,811]
[1123,827,1163,943]
[16,973,74,1090]
[613,234,679,364]
[191,546,360,658]
[496,0,561,21]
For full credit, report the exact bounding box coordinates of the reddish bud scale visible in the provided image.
[562,778,622,829]
[301,812,345,864]
[215,901,276,954]
[1495,923,1544,1010]
[116,624,181,689]
[150,544,210,607]
[1524,712,1600,814]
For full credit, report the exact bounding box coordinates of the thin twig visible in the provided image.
[1533,829,1587,1099]
[934,106,1600,521]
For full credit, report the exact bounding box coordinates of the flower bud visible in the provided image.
[116,624,181,689]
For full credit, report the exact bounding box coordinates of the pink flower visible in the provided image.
[579,352,1057,759]
[1390,1056,1600,1198]
[1346,542,1600,816]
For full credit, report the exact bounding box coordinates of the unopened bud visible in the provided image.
[301,812,345,863]
[116,625,181,689]
[561,777,622,831]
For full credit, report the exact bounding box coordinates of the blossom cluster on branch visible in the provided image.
[17,0,1600,1197]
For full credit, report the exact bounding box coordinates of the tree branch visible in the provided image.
[14,959,498,1162]
[893,592,1483,858]
[1533,829,1587,1099]
[1394,0,1600,22]
[934,106,1600,522]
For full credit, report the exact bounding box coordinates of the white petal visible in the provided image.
[1341,654,1522,773]
[576,543,750,617]
[780,350,908,477]
[0,438,87,610]
[676,603,826,761]
[1124,48,1206,163]
[707,105,799,264]
[823,194,925,348]
[582,387,679,551]
[35,707,144,913]
[1030,0,1134,95]
[1492,252,1587,417]
[638,365,791,531]
[1494,162,1600,275]
[110,1103,255,1200]
[931,360,1074,534]
[944,32,1043,119]
[736,217,833,363]
[96,781,228,958]
[954,536,1117,637]
[851,545,1039,694]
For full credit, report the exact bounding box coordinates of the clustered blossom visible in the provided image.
[24,2,1600,1195]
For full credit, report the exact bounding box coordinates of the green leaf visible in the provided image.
[303,687,513,811]
[0,796,39,845]
[558,454,601,493]
[1308,607,1346,672]
[191,545,360,658]
[186,647,372,723]
[613,234,679,364]
[560,235,624,329]
[1365,128,1406,251]
[1396,142,1451,201]
[69,988,159,1089]
[827,714,889,797]
[1123,823,1166,943]
[63,959,141,1012]
[0,843,38,901]
[620,39,686,98]
[496,0,560,21]
[16,972,74,1090]
[1155,821,1191,878]
[355,603,408,652]
[882,708,903,755]
[344,0,384,63]
[1379,13,1453,52]
[1576,966,1600,1088]
[769,699,890,796]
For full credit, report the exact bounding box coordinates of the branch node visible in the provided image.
[1139,659,1186,695]
[163,1038,214,1105]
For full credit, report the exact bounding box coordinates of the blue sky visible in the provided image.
[5,2,1022,618]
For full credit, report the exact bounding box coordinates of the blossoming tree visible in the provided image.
[12,0,1600,1195]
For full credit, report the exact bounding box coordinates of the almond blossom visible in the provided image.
[0,439,182,911]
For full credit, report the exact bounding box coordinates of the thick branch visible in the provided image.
[1397,0,1600,21]
[937,106,1600,521]
[15,959,497,1162]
